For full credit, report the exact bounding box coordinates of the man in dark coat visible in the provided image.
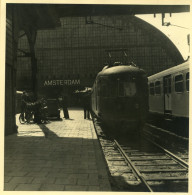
[82,92,91,119]
[20,91,27,120]
[62,95,69,119]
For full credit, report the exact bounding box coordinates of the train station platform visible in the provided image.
[4,108,112,191]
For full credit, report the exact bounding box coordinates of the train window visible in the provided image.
[124,82,136,97]
[100,77,109,97]
[175,74,184,93]
[109,81,117,97]
[119,81,136,97]
[155,81,161,95]
[149,83,154,95]
[101,83,108,97]
[119,81,124,96]
[186,72,189,92]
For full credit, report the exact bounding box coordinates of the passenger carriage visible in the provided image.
[148,61,189,135]
[148,61,189,119]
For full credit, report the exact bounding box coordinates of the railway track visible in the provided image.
[92,118,188,192]
[143,123,189,162]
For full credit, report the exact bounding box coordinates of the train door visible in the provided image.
[163,75,172,115]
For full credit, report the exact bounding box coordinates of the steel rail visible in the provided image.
[145,123,189,142]
[144,137,188,169]
[114,139,153,192]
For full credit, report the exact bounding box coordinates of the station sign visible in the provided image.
[44,79,80,86]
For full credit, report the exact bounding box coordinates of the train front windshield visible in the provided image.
[99,76,137,98]
[118,81,136,97]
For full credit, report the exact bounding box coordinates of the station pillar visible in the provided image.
[25,28,38,99]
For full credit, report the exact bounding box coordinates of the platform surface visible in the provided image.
[4,108,111,191]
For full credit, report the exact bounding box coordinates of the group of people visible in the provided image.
[20,88,92,123]
[58,90,91,120]
[20,91,48,124]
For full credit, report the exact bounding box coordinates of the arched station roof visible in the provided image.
[9,4,190,30]
[55,4,190,17]
[133,16,184,64]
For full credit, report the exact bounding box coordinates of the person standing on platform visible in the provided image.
[20,91,27,120]
[62,95,69,119]
[82,91,91,119]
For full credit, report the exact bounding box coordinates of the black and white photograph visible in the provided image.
[0,0,191,193]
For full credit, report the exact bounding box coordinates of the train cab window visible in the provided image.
[119,81,136,97]
[175,74,184,93]
[186,72,189,92]
[124,82,136,97]
[99,77,109,97]
[109,81,117,97]
[119,81,124,96]
[149,83,154,95]
[155,81,161,95]
[101,83,108,97]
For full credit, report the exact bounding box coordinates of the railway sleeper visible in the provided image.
[121,150,139,153]
[127,153,164,156]
[109,161,128,166]
[133,161,179,166]
[107,158,125,161]
[145,176,188,181]
[137,165,185,170]
[129,156,170,160]
[140,169,187,173]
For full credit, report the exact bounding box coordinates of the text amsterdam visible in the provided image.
[44,79,80,86]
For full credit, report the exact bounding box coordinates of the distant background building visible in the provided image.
[17,15,184,98]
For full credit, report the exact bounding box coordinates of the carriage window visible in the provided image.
[175,74,184,92]
[186,72,189,92]
[149,83,154,95]
[155,81,161,95]
[119,81,136,97]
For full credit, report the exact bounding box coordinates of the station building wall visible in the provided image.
[17,15,184,97]
[5,6,19,135]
